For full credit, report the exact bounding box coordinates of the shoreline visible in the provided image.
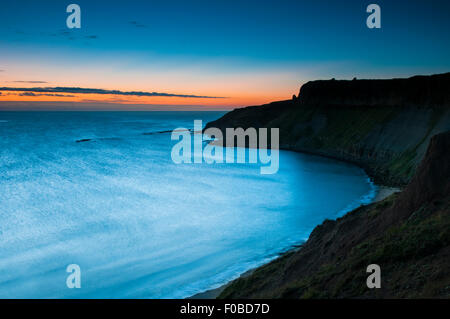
[373,185,401,203]
[189,183,400,299]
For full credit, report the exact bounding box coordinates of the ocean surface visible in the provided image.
[0,111,376,298]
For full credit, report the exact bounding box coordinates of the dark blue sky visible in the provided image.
[1,0,449,108]
[1,0,449,64]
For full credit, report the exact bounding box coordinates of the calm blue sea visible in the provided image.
[0,111,376,298]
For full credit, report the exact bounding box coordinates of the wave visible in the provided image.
[337,177,378,217]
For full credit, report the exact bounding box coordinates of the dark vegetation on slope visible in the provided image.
[219,131,450,298]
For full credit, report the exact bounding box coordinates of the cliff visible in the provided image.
[203,73,450,299]
[205,73,450,186]
[218,131,450,298]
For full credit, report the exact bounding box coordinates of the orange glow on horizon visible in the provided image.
[0,90,291,109]
[0,56,303,110]
[0,56,302,110]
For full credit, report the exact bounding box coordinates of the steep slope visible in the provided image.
[219,131,450,299]
[205,73,450,186]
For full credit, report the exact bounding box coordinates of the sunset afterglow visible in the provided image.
[1,0,450,110]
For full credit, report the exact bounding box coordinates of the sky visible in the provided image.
[0,0,449,110]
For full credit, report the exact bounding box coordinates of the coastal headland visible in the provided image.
[201,73,450,298]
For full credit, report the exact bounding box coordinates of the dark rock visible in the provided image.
[75,138,92,143]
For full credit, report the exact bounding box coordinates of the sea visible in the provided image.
[0,111,376,298]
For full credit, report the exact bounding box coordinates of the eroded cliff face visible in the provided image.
[218,131,450,299]
[205,73,450,186]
